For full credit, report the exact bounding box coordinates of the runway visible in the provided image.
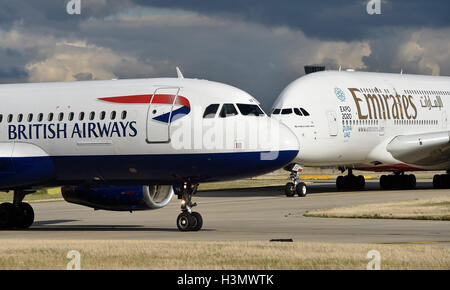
[1,180,450,244]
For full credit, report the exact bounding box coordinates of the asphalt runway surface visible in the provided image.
[1,180,450,244]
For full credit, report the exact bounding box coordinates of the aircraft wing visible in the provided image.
[386,131,450,167]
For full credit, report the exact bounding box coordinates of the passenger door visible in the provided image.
[146,87,180,143]
[326,111,338,137]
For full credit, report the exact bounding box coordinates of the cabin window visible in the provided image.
[48,113,54,122]
[17,114,23,122]
[281,108,292,115]
[100,111,106,120]
[27,114,33,122]
[272,109,281,115]
[0,114,2,123]
[89,112,95,120]
[110,111,117,120]
[236,104,265,116]
[58,113,64,122]
[203,104,219,119]
[79,112,85,121]
[8,114,13,123]
[37,113,43,122]
[121,111,127,120]
[219,104,238,118]
[68,112,74,121]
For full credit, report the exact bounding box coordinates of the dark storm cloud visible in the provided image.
[0,0,449,109]
[0,0,132,33]
[132,0,450,41]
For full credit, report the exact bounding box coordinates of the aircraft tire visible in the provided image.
[190,212,203,231]
[177,212,196,232]
[336,176,345,190]
[296,182,307,197]
[0,203,14,229]
[285,182,296,197]
[15,203,34,229]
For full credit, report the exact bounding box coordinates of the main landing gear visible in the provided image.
[336,168,365,191]
[174,183,203,232]
[0,190,34,230]
[284,165,307,197]
[432,172,450,189]
[380,172,416,190]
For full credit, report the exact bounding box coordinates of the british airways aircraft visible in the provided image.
[0,70,299,231]
[272,70,450,196]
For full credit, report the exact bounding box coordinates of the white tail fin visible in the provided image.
[176,67,184,79]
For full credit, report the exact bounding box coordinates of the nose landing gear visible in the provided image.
[284,164,307,197]
[174,183,203,232]
[0,190,34,230]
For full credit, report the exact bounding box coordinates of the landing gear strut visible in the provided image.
[284,165,307,197]
[0,190,34,230]
[336,168,365,191]
[380,172,416,190]
[174,183,203,232]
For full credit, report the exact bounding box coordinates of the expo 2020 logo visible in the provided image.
[334,88,346,102]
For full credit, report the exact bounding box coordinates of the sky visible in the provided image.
[0,0,449,110]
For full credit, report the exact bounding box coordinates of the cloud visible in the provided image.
[131,0,450,41]
[363,27,450,76]
[0,1,449,109]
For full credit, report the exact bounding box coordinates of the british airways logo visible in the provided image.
[8,121,137,140]
[99,94,191,123]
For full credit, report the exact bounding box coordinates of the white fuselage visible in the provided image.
[0,77,298,189]
[272,71,450,172]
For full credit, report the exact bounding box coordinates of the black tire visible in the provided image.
[357,175,365,190]
[0,203,14,229]
[380,175,388,189]
[190,212,203,231]
[16,203,34,229]
[336,176,345,190]
[408,175,416,189]
[433,175,442,189]
[296,182,307,197]
[284,182,295,197]
[177,212,195,232]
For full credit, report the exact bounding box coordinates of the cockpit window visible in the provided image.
[203,104,219,119]
[281,108,293,115]
[219,104,239,118]
[272,109,281,115]
[236,104,265,116]
[294,108,303,116]
[300,108,310,116]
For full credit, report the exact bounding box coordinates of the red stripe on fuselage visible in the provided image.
[99,94,190,108]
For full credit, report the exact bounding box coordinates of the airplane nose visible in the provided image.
[256,120,299,171]
[278,122,300,154]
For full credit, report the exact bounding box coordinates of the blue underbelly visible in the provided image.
[0,150,297,188]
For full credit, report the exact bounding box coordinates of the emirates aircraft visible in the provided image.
[0,69,299,231]
[271,70,450,196]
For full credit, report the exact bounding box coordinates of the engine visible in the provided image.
[61,185,174,211]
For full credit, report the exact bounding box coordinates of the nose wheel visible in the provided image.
[284,165,307,197]
[174,183,203,232]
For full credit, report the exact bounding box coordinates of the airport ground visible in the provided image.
[0,169,449,269]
